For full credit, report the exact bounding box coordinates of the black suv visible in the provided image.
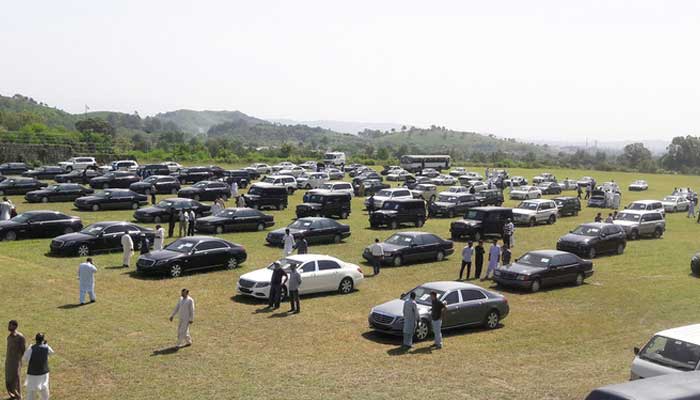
[89,172,141,189]
[221,170,251,189]
[173,167,213,184]
[178,181,230,201]
[476,189,504,206]
[296,191,351,219]
[138,164,170,177]
[0,178,48,195]
[557,223,627,259]
[429,192,480,218]
[369,198,426,229]
[243,183,288,210]
[450,206,513,241]
[553,196,581,217]
[129,175,181,195]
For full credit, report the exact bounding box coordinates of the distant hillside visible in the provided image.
[155,110,267,134]
[0,94,77,130]
[268,119,407,135]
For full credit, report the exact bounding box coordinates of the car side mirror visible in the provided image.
[400,292,406,298]
[633,347,640,355]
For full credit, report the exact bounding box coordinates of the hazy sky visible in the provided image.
[2,0,698,140]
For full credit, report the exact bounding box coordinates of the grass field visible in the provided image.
[1,166,699,399]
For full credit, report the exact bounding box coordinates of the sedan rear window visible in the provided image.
[639,335,700,371]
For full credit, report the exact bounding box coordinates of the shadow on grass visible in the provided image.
[490,281,589,295]
[269,311,293,318]
[106,265,129,270]
[124,271,164,281]
[150,346,180,356]
[57,303,84,310]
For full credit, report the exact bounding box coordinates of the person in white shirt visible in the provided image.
[230,182,239,202]
[282,229,295,257]
[459,241,473,280]
[369,238,384,276]
[187,209,196,236]
[178,210,186,237]
[78,258,97,305]
[210,201,222,217]
[612,192,621,210]
[236,195,246,208]
[169,288,195,348]
[22,333,54,400]
[0,199,11,221]
[482,240,501,281]
[121,234,133,268]
[402,292,418,349]
[153,225,165,251]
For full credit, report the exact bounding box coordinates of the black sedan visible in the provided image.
[556,223,627,259]
[136,236,247,278]
[0,178,48,196]
[536,182,562,195]
[129,175,181,195]
[266,217,350,246]
[25,184,94,203]
[50,221,154,257]
[74,189,148,211]
[0,163,29,175]
[54,169,102,184]
[362,231,455,267]
[133,198,211,223]
[195,208,274,234]
[178,181,230,201]
[22,166,66,180]
[494,250,594,292]
[0,211,82,241]
[172,167,213,184]
[89,171,141,189]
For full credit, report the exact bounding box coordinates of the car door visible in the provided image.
[316,259,343,292]
[402,234,424,262]
[458,289,489,325]
[556,253,582,284]
[418,234,441,261]
[190,241,229,271]
[234,209,258,230]
[99,225,129,251]
[545,255,568,286]
[599,226,616,253]
[441,291,463,328]
[297,261,319,294]
[32,213,65,237]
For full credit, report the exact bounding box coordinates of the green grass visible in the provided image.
[1,166,699,399]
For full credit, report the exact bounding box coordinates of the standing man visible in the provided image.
[139,234,150,255]
[502,246,512,265]
[178,209,186,237]
[287,263,301,314]
[169,289,195,348]
[150,190,157,206]
[594,213,603,223]
[154,225,165,251]
[5,320,26,400]
[0,198,11,221]
[367,194,375,214]
[236,195,246,208]
[120,233,133,268]
[402,292,418,350]
[268,263,288,310]
[605,213,614,223]
[459,241,473,281]
[187,209,196,236]
[503,218,515,249]
[482,240,501,281]
[612,191,621,210]
[78,258,97,305]
[230,181,239,204]
[688,198,696,219]
[430,291,446,349]
[295,237,308,255]
[577,185,582,199]
[585,184,591,200]
[474,240,485,280]
[282,229,295,257]
[167,208,176,238]
[369,238,384,276]
[22,333,54,400]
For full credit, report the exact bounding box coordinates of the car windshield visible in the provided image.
[385,234,414,246]
[320,183,333,190]
[262,177,276,183]
[572,225,601,236]
[448,187,464,192]
[80,225,106,236]
[616,212,640,222]
[266,258,303,271]
[219,210,238,217]
[46,185,60,190]
[144,176,159,183]
[464,210,485,220]
[288,219,313,229]
[193,182,207,188]
[376,190,392,197]
[165,239,197,253]
[156,200,175,209]
[10,214,32,223]
[382,202,403,211]
[96,190,114,198]
[517,202,538,210]
[247,187,263,195]
[639,335,700,371]
[437,194,459,203]
[517,253,551,268]
[306,195,324,203]
[628,203,648,210]
[103,172,115,178]
[402,286,445,306]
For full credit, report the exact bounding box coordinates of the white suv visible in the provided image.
[58,157,97,171]
[364,188,413,209]
[297,172,330,189]
[112,160,139,172]
[512,199,558,226]
[631,324,700,380]
[261,175,297,194]
[310,181,354,196]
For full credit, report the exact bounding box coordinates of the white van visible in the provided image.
[630,324,700,380]
[323,152,346,167]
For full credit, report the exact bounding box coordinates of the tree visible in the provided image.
[619,142,652,169]
[75,118,115,136]
[375,147,389,160]
[661,136,700,172]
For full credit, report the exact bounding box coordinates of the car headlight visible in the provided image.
[256,282,270,288]
[516,275,529,281]
[155,259,169,265]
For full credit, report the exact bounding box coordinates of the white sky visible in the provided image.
[1,0,698,140]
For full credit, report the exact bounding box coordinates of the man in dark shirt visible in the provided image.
[295,238,308,255]
[430,292,447,349]
[367,194,375,214]
[150,189,157,205]
[268,262,288,309]
[474,240,485,280]
[168,207,176,238]
[594,213,602,223]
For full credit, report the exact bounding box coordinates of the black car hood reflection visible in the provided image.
[140,249,184,262]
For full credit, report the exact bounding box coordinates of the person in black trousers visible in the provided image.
[474,240,485,280]
[267,262,288,309]
[168,207,176,238]
[150,189,157,205]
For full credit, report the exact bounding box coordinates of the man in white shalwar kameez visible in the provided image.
[169,289,195,348]
[78,258,97,304]
[121,234,133,268]
[154,225,164,251]
[402,292,419,349]
[22,333,54,400]
[282,229,295,257]
[612,192,621,210]
[0,199,11,221]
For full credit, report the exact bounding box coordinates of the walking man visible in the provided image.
[121,233,133,268]
[268,262,288,309]
[585,184,591,200]
[22,333,54,400]
[5,320,26,400]
[503,218,515,249]
[612,191,621,210]
[169,289,195,348]
[288,263,301,314]
[282,229,295,257]
[154,225,164,251]
[369,238,384,276]
[295,237,308,255]
[78,258,97,305]
[459,241,473,280]
[402,292,418,349]
[474,240,485,280]
[430,291,446,349]
[367,194,375,214]
[168,208,176,238]
[688,199,696,218]
[482,240,500,281]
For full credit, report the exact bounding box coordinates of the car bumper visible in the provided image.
[236,283,271,299]
[133,213,156,222]
[493,276,532,289]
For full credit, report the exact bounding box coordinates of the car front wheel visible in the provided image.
[574,272,584,286]
[91,204,100,212]
[77,244,90,257]
[435,251,445,262]
[530,279,541,293]
[587,247,596,259]
[616,243,625,255]
[225,257,239,270]
[653,228,663,239]
[393,255,403,267]
[414,319,430,341]
[170,263,182,278]
[3,230,17,241]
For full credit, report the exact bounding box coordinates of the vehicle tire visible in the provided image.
[340,211,349,219]
[131,202,139,210]
[448,209,455,218]
[574,211,579,216]
[170,188,178,195]
[194,194,200,201]
[256,223,265,231]
[225,257,239,270]
[215,225,224,234]
[0,190,4,196]
[547,215,556,225]
[393,255,403,267]
[653,228,663,239]
[484,310,500,329]
[536,193,541,199]
[435,251,445,262]
[66,166,73,172]
[276,204,282,211]
[41,196,49,203]
[77,244,90,257]
[63,227,74,234]
[169,263,182,278]
[3,230,17,241]
[389,220,398,230]
[338,277,354,294]
[629,230,639,240]
[154,216,162,223]
[333,234,341,244]
[496,202,503,206]
[616,243,625,255]
[91,204,100,212]
[574,273,584,286]
[305,184,311,189]
[531,279,542,293]
[587,247,596,259]
[415,218,425,228]
[529,218,536,227]
[414,319,430,341]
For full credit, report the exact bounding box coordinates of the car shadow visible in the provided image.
[125,271,165,280]
[106,265,129,270]
[491,282,588,295]
[363,324,503,349]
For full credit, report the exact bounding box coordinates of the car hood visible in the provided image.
[453,219,481,226]
[559,233,592,244]
[54,232,93,242]
[297,203,322,210]
[433,201,455,208]
[372,299,430,317]
[140,249,185,261]
[239,268,273,283]
[0,220,23,230]
[498,262,546,275]
[373,210,397,216]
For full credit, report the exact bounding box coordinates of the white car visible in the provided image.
[246,163,272,175]
[627,200,665,216]
[364,188,413,209]
[510,185,542,200]
[467,180,487,193]
[112,160,139,172]
[307,181,355,197]
[630,324,700,380]
[261,175,297,193]
[386,170,412,182]
[296,172,330,189]
[430,174,457,186]
[512,199,558,226]
[448,167,467,177]
[272,162,297,173]
[326,168,344,180]
[278,166,306,178]
[419,168,440,178]
[58,157,97,171]
[532,172,556,184]
[629,180,649,191]
[504,176,527,187]
[410,184,438,202]
[299,161,318,171]
[445,185,469,193]
[558,179,579,191]
[236,254,364,299]
[458,172,484,182]
[661,195,690,213]
[161,161,182,173]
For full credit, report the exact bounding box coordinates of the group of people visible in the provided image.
[5,321,55,400]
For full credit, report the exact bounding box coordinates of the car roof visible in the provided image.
[471,206,511,212]
[296,217,333,222]
[22,210,65,215]
[519,199,552,203]
[553,196,577,200]
[580,222,615,228]
[632,200,661,204]
[175,235,228,242]
[90,221,133,226]
[391,231,437,238]
[284,254,340,263]
[588,371,700,400]
[251,182,285,189]
[421,281,486,292]
[655,324,700,344]
[618,209,661,215]
[162,197,196,202]
[384,198,424,203]
[438,191,470,196]
[523,249,572,257]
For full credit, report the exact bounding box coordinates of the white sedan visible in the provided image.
[661,196,690,212]
[430,174,457,186]
[629,180,649,191]
[387,170,413,181]
[236,254,364,299]
[510,185,542,200]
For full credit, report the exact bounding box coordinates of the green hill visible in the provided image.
[155,109,267,134]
